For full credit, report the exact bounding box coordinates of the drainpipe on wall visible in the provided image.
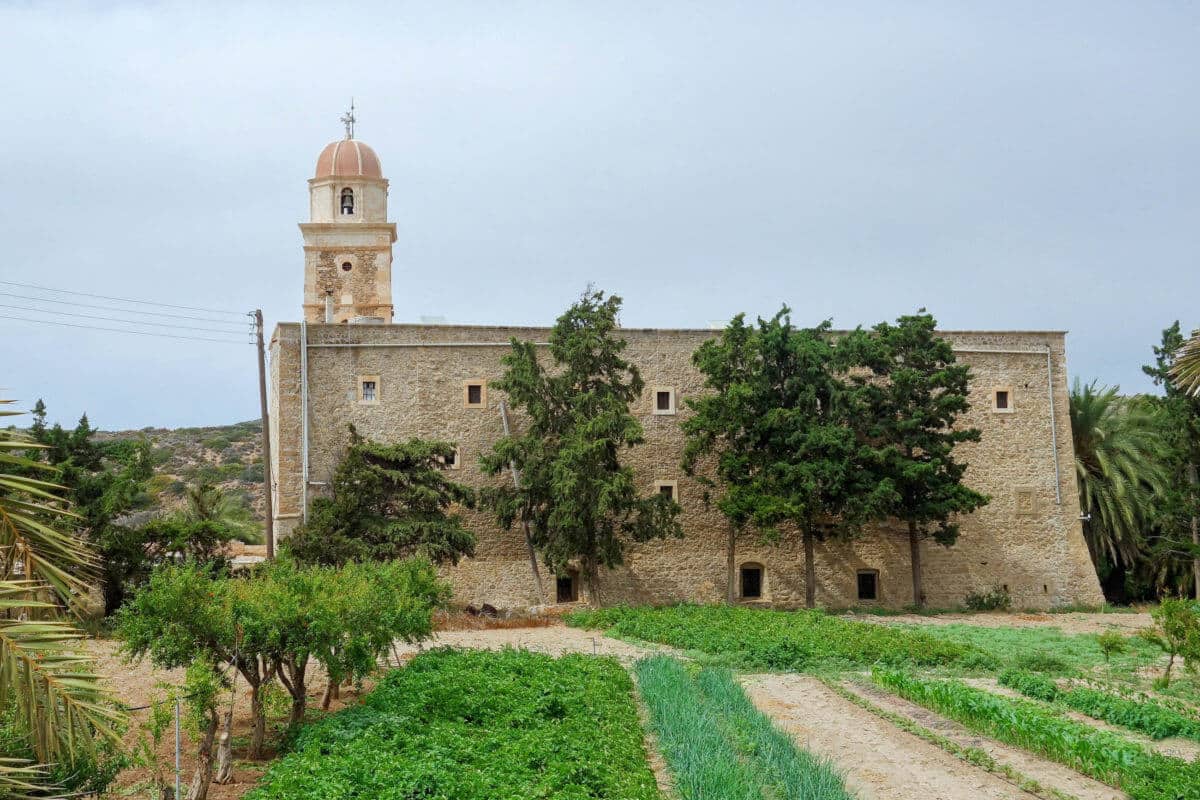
[300,320,309,522]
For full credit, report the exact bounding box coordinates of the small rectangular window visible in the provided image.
[992,387,1014,413]
[654,480,678,502]
[441,448,460,470]
[464,381,486,407]
[857,570,878,601]
[652,387,676,415]
[740,565,763,599]
[358,375,380,405]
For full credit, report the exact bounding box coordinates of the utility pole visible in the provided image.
[254,310,276,558]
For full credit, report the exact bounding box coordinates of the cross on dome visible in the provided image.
[340,99,356,140]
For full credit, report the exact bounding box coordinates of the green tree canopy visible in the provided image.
[481,289,682,602]
[843,312,989,607]
[682,310,891,608]
[284,429,476,568]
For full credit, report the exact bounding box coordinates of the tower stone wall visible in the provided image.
[268,322,1105,611]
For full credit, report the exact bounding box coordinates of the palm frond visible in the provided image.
[1171,329,1200,396]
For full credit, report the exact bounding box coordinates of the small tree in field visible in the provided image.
[481,289,682,602]
[843,312,989,607]
[683,311,890,608]
[284,429,476,567]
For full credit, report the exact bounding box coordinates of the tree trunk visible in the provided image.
[213,707,234,784]
[726,525,736,604]
[583,555,602,606]
[909,519,924,608]
[278,656,309,727]
[803,527,816,609]
[1189,463,1198,600]
[248,682,266,759]
[184,711,218,800]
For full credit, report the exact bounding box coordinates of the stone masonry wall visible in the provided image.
[268,323,1104,610]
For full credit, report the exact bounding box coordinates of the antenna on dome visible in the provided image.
[340,98,356,140]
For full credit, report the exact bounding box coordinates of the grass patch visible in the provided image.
[873,668,1200,800]
[637,656,852,800]
[908,622,1161,675]
[247,648,662,800]
[999,669,1200,741]
[568,604,978,670]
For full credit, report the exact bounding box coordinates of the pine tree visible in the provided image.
[480,288,682,602]
[285,428,477,567]
[683,310,890,608]
[844,312,989,607]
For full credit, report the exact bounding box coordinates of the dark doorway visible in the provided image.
[740,564,763,599]
[556,571,578,603]
[857,570,879,601]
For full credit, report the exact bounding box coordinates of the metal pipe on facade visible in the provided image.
[300,320,310,522]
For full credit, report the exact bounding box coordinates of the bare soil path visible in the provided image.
[390,624,682,664]
[740,672,1123,800]
[845,611,1153,636]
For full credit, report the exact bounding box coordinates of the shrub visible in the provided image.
[998,668,1059,702]
[247,649,661,799]
[1097,629,1128,663]
[963,585,1012,611]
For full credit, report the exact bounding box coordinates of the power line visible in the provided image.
[0,290,252,325]
[0,313,247,344]
[0,280,245,317]
[0,302,250,334]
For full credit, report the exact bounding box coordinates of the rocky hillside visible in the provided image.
[98,419,267,521]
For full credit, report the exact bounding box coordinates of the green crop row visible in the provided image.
[636,656,853,800]
[999,669,1200,742]
[247,648,662,800]
[567,604,978,670]
[873,668,1200,800]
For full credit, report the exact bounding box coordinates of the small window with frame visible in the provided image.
[857,569,879,602]
[440,448,461,470]
[464,381,486,408]
[992,387,1014,413]
[358,375,380,405]
[653,386,676,415]
[654,480,678,503]
[740,563,764,600]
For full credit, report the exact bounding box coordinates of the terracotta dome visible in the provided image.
[314,139,383,179]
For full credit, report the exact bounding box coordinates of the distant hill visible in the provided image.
[97,419,266,521]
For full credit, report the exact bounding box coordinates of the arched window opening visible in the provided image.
[739,563,764,600]
[340,188,355,215]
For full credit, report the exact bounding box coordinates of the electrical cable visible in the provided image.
[0,302,249,334]
[0,290,251,325]
[0,279,245,317]
[0,313,247,344]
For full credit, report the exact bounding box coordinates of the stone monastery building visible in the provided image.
[269,127,1105,611]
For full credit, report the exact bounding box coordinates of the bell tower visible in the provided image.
[300,106,396,323]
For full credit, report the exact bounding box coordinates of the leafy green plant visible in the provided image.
[874,668,1200,799]
[637,656,852,800]
[247,649,662,800]
[1138,599,1200,687]
[1098,629,1128,663]
[567,604,975,670]
[963,585,1012,611]
[1001,668,1200,741]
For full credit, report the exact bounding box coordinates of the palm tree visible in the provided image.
[0,399,123,795]
[1172,328,1200,396]
[1070,380,1172,569]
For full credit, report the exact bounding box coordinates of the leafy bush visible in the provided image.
[874,669,1200,800]
[240,462,265,483]
[247,649,662,800]
[1012,651,1071,674]
[1000,669,1200,741]
[1097,629,1128,662]
[567,604,975,670]
[963,585,1012,611]
[998,668,1060,702]
[637,656,852,799]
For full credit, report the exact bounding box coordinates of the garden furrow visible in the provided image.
[843,678,1122,800]
[739,673,1043,800]
[963,678,1200,763]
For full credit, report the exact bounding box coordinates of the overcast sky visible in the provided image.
[1,2,1196,430]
